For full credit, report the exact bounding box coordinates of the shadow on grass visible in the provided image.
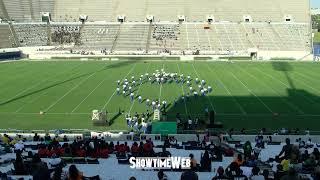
[0,60,137,106]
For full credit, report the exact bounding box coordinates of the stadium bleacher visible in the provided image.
[0,0,310,23]
[0,24,13,48]
[1,132,320,179]
[0,0,313,59]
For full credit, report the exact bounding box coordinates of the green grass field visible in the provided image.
[1,60,320,131]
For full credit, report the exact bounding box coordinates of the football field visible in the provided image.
[1,60,320,132]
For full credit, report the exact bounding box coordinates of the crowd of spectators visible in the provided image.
[2,132,320,180]
[51,26,81,45]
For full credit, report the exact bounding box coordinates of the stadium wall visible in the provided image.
[3,131,320,143]
[0,48,22,60]
[24,50,313,61]
[1,0,310,23]
[257,51,313,60]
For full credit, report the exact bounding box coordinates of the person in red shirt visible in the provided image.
[53,145,64,156]
[143,140,154,156]
[99,143,109,158]
[38,145,48,158]
[124,142,130,152]
[131,142,139,156]
[46,145,55,157]
[115,141,120,152]
[76,147,86,157]
[118,144,126,157]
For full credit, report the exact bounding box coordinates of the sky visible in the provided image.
[311,0,320,8]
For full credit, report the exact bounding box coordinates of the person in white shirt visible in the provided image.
[130,93,134,102]
[162,101,167,110]
[160,77,164,83]
[146,99,150,106]
[188,118,193,129]
[138,96,142,103]
[116,87,120,95]
[14,141,24,152]
[195,78,199,84]
[117,80,121,85]
[201,79,205,85]
[141,120,148,133]
[152,101,156,110]
[126,116,131,127]
[208,86,212,92]
[201,89,205,96]
[189,86,193,93]
[122,90,126,96]
[133,121,139,131]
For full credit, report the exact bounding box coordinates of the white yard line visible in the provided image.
[14,63,84,113]
[176,63,189,116]
[71,74,113,113]
[293,72,320,93]
[2,112,320,117]
[1,63,83,105]
[254,67,317,104]
[15,90,48,113]
[191,63,215,111]
[235,65,304,114]
[205,65,246,115]
[44,71,98,112]
[128,63,151,114]
[228,70,274,113]
[101,63,137,110]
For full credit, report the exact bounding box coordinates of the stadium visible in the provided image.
[0,0,320,179]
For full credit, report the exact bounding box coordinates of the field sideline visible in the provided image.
[0,60,320,131]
